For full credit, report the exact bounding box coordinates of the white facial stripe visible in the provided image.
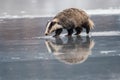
[53,18,59,22]
[45,21,51,34]
[49,24,63,33]
[49,25,56,33]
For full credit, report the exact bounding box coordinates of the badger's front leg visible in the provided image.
[66,28,74,37]
[53,28,63,37]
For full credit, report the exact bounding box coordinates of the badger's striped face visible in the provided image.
[45,20,62,35]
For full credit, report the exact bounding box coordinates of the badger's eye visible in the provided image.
[57,22,61,25]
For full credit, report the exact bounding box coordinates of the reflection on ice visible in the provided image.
[45,36,95,64]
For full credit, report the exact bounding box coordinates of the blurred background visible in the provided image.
[0,0,120,18]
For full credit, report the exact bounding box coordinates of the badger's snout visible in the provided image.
[45,33,49,36]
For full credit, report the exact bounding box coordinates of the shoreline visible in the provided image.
[0,9,120,19]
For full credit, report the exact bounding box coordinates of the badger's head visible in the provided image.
[45,19,63,36]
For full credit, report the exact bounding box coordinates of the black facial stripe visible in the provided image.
[48,22,57,30]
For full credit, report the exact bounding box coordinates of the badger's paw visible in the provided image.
[53,35,60,38]
[74,33,80,36]
[65,34,72,37]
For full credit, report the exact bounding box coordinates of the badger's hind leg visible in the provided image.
[74,27,83,35]
[85,25,90,34]
[53,29,63,37]
[83,23,90,34]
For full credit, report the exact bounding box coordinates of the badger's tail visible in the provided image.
[88,19,94,29]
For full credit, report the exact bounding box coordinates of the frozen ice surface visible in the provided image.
[0,15,120,80]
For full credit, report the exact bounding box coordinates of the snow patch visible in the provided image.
[100,50,116,54]
[86,8,120,15]
[0,8,120,19]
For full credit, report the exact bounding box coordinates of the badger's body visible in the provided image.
[45,8,94,37]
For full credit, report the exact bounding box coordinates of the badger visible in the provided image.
[45,8,94,37]
[45,36,95,64]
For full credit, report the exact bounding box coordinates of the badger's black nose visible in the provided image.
[45,33,48,36]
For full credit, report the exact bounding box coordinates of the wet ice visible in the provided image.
[0,15,120,80]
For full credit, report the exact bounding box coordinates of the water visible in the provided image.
[0,14,120,80]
